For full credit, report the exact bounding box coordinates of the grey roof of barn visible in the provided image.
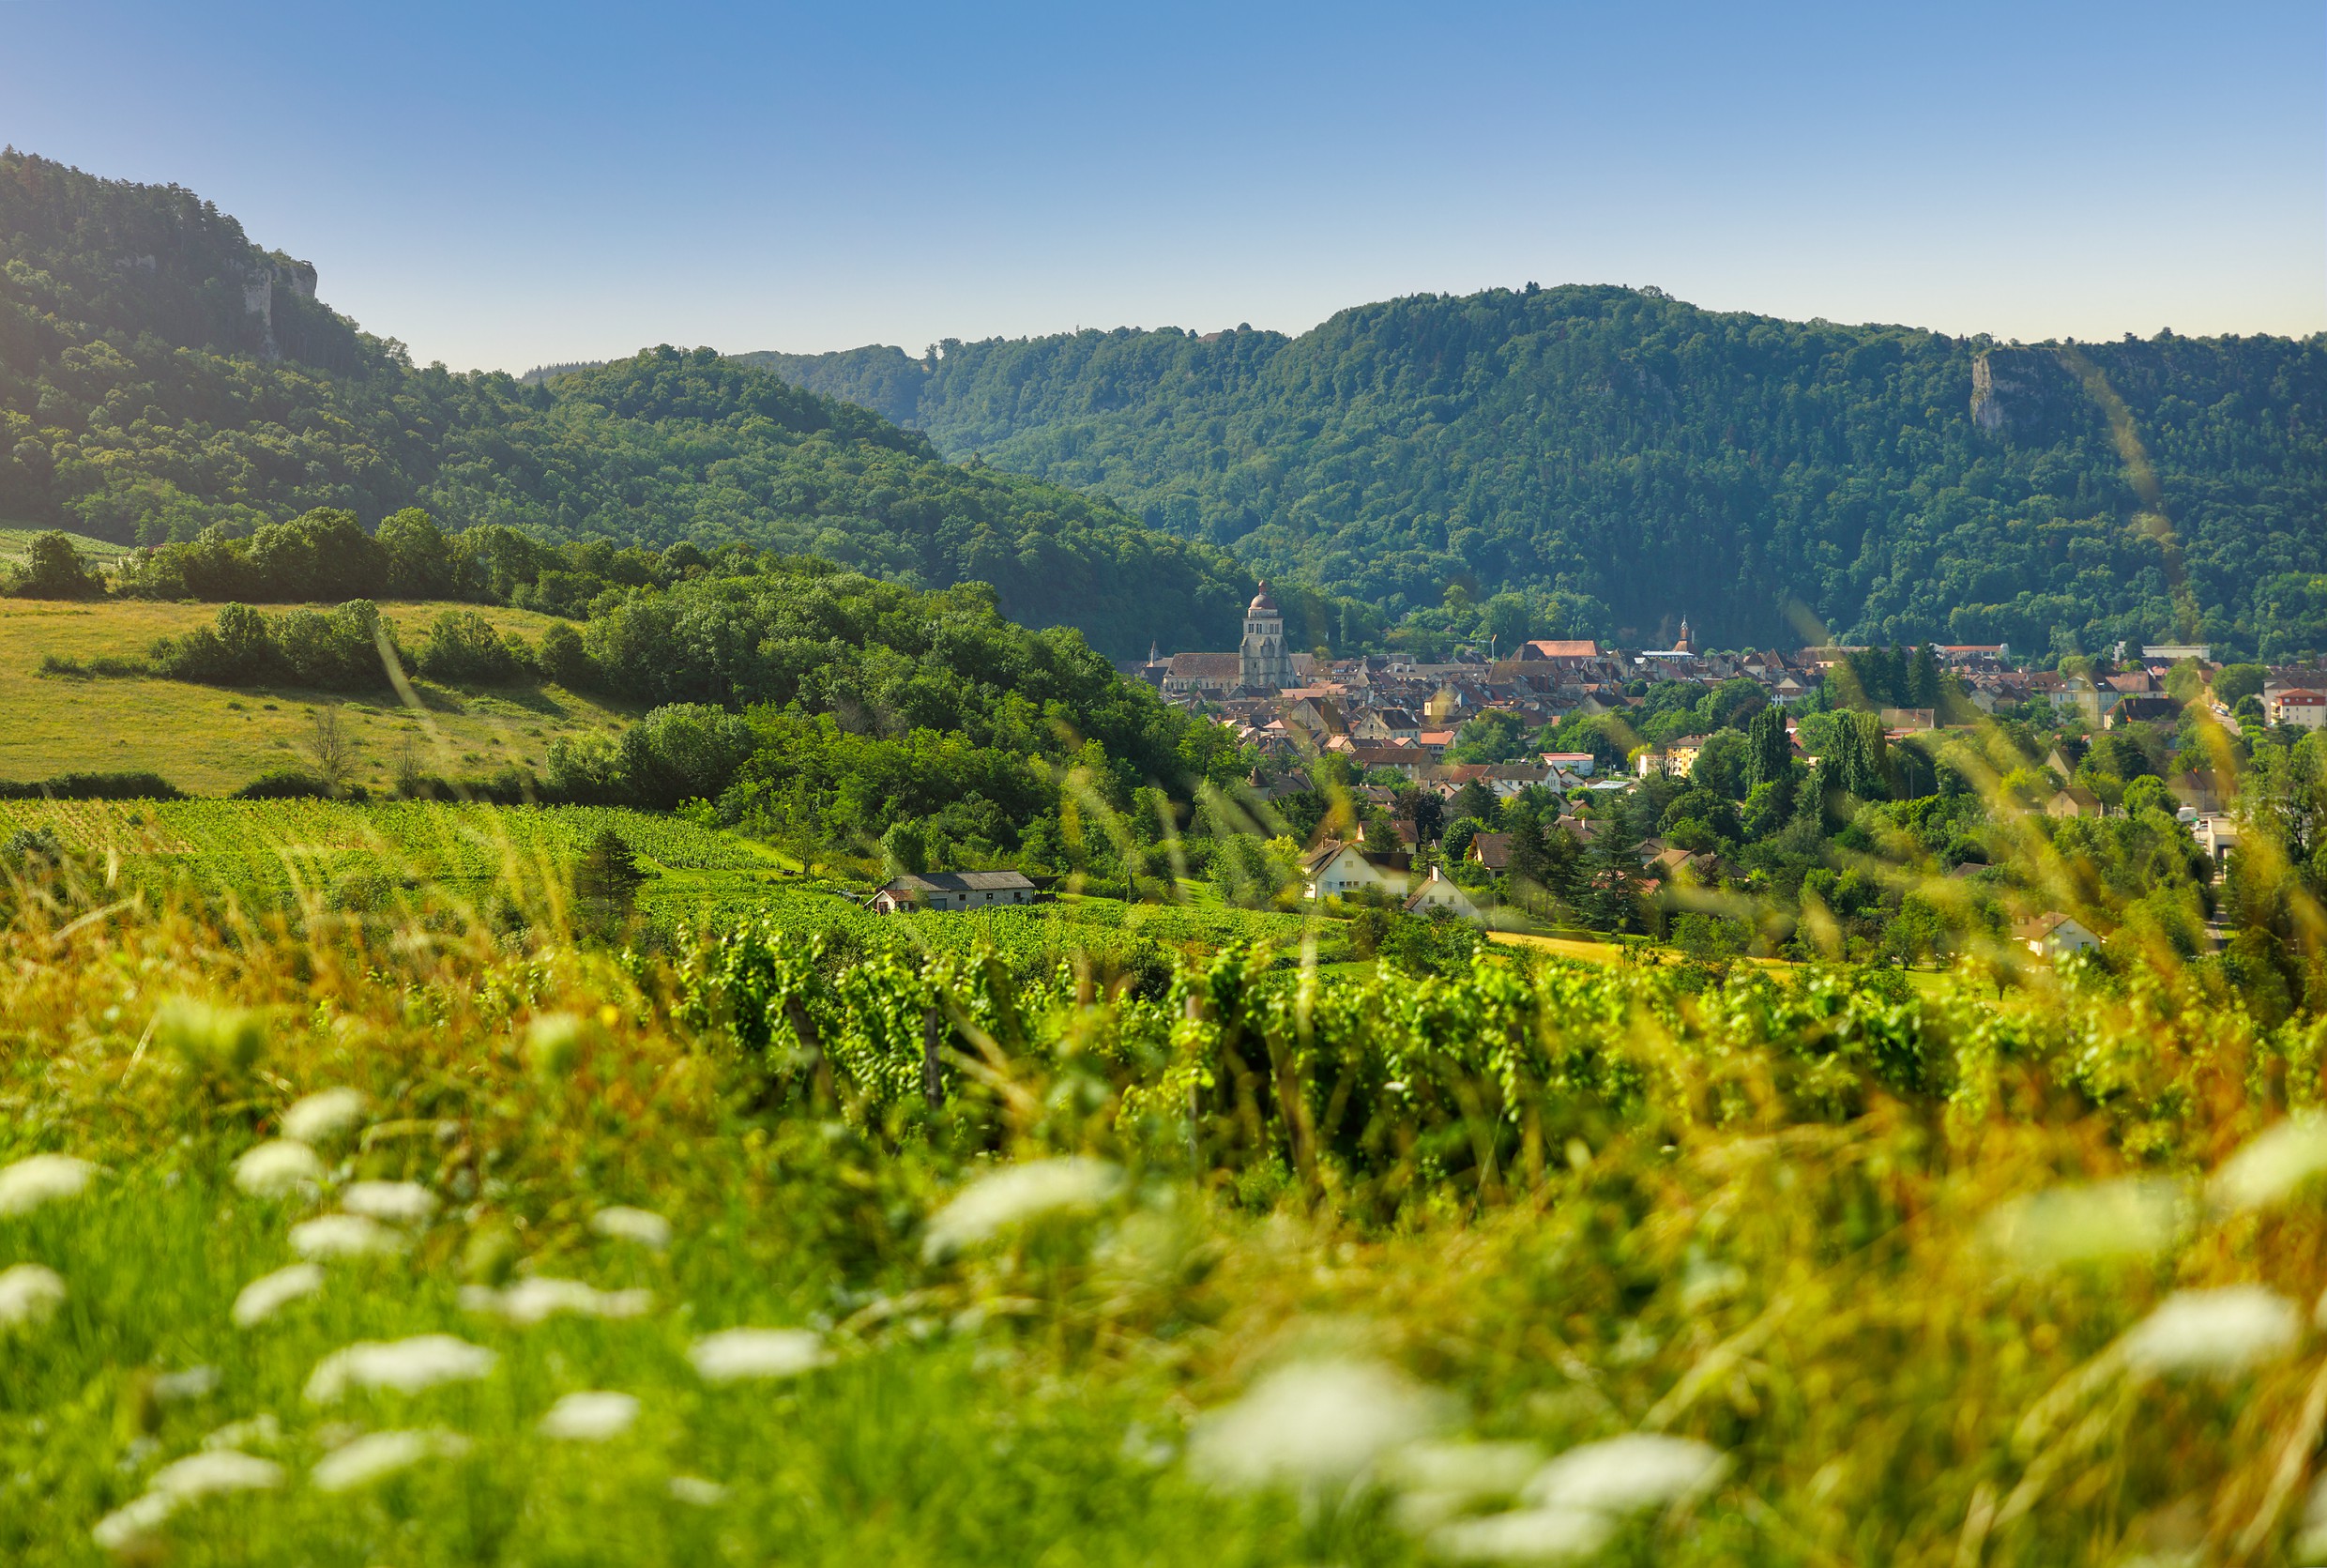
[883,872,1036,893]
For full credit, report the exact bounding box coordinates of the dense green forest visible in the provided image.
[0,151,1245,657]
[748,289,2327,658]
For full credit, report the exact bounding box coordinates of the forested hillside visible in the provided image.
[748,287,2327,659]
[0,151,1245,656]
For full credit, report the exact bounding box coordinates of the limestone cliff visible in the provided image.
[1970,346,2076,437]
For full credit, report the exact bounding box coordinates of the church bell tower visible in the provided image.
[1240,584,1294,691]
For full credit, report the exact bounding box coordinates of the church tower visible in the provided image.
[1675,615,1695,656]
[1240,584,1294,691]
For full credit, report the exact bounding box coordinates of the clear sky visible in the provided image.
[5,0,2319,372]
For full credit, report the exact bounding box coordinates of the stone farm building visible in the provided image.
[868,871,1037,913]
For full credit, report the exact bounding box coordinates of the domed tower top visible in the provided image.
[1248,583,1280,617]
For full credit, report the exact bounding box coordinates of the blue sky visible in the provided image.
[5,1,2319,371]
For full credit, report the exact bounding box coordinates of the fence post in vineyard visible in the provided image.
[921,1006,943,1108]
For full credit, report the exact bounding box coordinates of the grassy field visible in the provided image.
[0,599,631,795]
[0,875,2319,1565]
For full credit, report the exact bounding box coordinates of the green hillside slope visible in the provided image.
[0,151,1245,657]
[747,287,2327,658]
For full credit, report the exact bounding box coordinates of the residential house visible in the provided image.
[1346,745,1424,780]
[2271,689,2327,730]
[1301,842,1410,901]
[1351,708,1423,744]
[1539,751,1597,777]
[1635,737,1707,779]
[2169,770,2225,815]
[1645,845,1722,885]
[2057,675,2119,724]
[1467,832,1513,872]
[1443,762,1554,798]
[868,871,1037,913]
[1403,864,1484,922]
[1939,644,2011,670]
[2107,695,2182,728]
[2046,787,2104,819]
[2015,911,2102,959]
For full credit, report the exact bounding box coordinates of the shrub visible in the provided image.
[536,620,594,688]
[7,531,106,600]
[234,769,368,801]
[416,610,525,686]
[0,771,184,800]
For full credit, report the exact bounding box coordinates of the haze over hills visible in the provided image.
[0,151,1248,658]
[745,293,2327,659]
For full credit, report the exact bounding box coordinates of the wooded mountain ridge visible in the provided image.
[745,291,2327,659]
[0,150,1247,657]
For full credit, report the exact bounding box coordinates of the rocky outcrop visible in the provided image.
[232,254,319,361]
[1970,346,2076,437]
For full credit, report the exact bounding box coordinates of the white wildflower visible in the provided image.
[2122,1286,2302,1378]
[153,1366,220,1404]
[281,1087,367,1145]
[667,1474,728,1506]
[202,1414,282,1452]
[1431,1506,1614,1562]
[290,1213,405,1259]
[147,1449,284,1500]
[1524,1433,1729,1515]
[339,1180,439,1225]
[1388,1439,1546,1499]
[1983,1178,2187,1269]
[0,1262,66,1328]
[459,1276,652,1326]
[539,1390,639,1441]
[0,1152,95,1215]
[688,1327,832,1383]
[921,1157,1123,1261]
[2212,1115,2327,1213]
[1387,1439,1546,1533]
[232,1262,325,1327]
[309,1427,469,1491]
[1187,1359,1450,1493]
[94,1449,285,1551]
[305,1334,497,1402]
[233,1139,324,1200]
[590,1205,672,1250]
[91,1490,178,1553]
